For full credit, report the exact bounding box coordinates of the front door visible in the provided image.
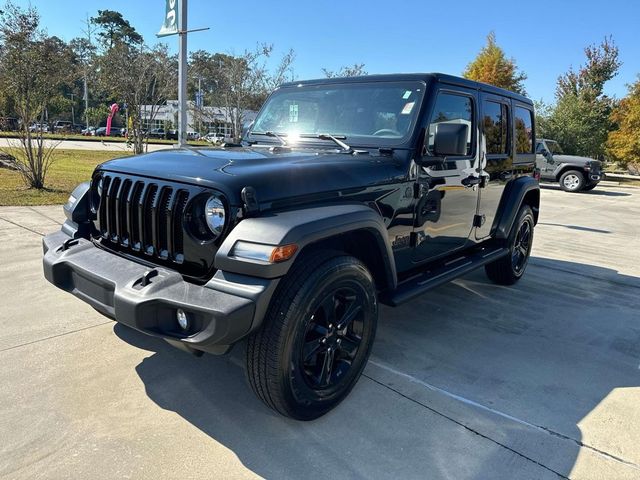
[535,140,555,178]
[412,88,480,262]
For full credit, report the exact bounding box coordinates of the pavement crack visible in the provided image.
[366,361,640,474]
[0,321,112,353]
[363,373,569,479]
[26,206,63,226]
[535,424,640,471]
[0,215,45,236]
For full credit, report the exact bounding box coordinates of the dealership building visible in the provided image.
[140,100,257,136]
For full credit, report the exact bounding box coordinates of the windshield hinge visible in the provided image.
[241,186,260,216]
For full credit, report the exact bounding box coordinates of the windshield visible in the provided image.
[249,81,425,147]
[546,141,564,154]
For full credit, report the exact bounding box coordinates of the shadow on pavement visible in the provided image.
[538,222,612,234]
[115,257,640,479]
[540,184,632,196]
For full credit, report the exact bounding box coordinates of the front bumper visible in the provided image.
[43,230,278,355]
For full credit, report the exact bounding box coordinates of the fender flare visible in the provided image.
[493,177,540,240]
[215,203,397,288]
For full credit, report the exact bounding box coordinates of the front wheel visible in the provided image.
[246,252,378,420]
[582,183,598,191]
[485,205,535,285]
[559,170,585,192]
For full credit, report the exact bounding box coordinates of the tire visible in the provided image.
[246,252,378,420]
[485,205,534,285]
[582,183,598,191]
[559,170,585,192]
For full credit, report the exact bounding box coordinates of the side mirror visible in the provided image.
[433,123,468,157]
[417,123,467,167]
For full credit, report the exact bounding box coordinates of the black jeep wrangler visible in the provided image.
[43,74,539,420]
[536,138,603,192]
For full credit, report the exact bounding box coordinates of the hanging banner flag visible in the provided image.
[157,0,179,37]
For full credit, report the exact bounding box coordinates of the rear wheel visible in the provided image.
[485,205,534,285]
[246,252,378,420]
[559,170,585,192]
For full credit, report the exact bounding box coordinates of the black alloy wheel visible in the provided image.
[246,252,378,420]
[511,219,533,274]
[301,287,365,390]
[485,205,535,285]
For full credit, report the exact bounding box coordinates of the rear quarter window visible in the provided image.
[513,105,536,162]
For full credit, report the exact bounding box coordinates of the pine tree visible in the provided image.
[463,32,527,94]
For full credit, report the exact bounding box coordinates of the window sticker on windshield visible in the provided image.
[289,104,299,123]
[401,102,415,115]
[402,90,412,99]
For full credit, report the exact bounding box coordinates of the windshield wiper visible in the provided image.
[251,131,288,146]
[300,133,354,153]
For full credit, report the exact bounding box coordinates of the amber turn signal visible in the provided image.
[269,244,298,263]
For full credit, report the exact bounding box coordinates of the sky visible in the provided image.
[14,0,640,103]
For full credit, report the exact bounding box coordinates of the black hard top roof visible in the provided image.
[280,73,532,105]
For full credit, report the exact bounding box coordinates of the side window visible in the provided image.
[535,142,545,154]
[515,107,534,154]
[427,92,474,156]
[482,100,508,155]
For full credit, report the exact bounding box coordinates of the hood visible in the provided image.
[97,146,410,207]
[554,154,601,165]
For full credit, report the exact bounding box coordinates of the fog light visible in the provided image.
[176,309,189,330]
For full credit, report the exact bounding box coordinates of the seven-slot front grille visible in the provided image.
[95,174,190,264]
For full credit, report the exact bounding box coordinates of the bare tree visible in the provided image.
[97,43,176,153]
[220,44,295,140]
[0,2,75,189]
[322,63,368,78]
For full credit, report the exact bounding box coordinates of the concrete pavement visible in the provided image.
[0,184,639,479]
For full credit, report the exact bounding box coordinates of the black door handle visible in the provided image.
[462,176,481,187]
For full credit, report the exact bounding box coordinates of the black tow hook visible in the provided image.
[140,269,159,287]
[58,238,79,252]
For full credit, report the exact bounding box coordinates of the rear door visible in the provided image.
[412,86,480,262]
[475,93,512,239]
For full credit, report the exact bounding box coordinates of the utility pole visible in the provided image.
[177,0,188,147]
[69,93,76,126]
[197,76,203,134]
[81,14,94,131]
[84,77,89,129]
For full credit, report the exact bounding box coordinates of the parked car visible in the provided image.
[82,126,96,136]
[535,139,603,192]
[148,128,165,139]
[94,127,121,137]
[52,120,72,133]
[28,123,49,133]
[166,129,179,140]
[201,132,225,144]
[43,73,540,420]
[0,117,19,131]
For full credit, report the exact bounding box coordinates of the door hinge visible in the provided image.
[473,214,486,228]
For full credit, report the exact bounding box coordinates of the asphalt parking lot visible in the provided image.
[1,182,639,479]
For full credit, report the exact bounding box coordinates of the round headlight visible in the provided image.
[205,195,225,238]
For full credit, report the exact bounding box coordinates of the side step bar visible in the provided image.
[381,247,509,306]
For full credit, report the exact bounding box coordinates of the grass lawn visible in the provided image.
[0,149,130,206]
